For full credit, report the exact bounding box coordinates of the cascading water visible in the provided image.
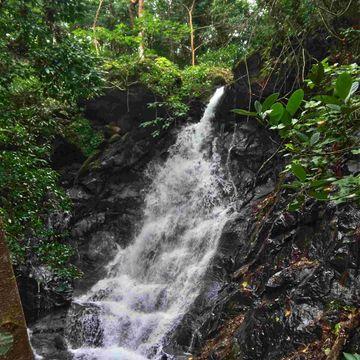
[66,86,231,360]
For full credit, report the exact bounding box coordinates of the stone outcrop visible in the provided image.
[164,43,360,359]
[27,42,359,359]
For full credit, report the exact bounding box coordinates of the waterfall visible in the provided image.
[67,86,230,360]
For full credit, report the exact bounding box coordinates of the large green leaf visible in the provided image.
[310,132,320,146]
[309,62,324,85]
[286,89,304,116]
[314,95,341,105]
[0,331,13,356]
[327,103,341,112]
[291,163,307,182]
[254,100,262,114]
[336,73,353,100]
[262,93,279,111]
[232,109,257,117]
[294,130,309,142]
[347,81,359,100]
[309,189,328,200]
[280,110,292,125]
[269,103,284,124]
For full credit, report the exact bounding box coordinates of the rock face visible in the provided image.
[167,194,360,359]
[164,48,360,359]
[27,52,359,359]
[26,85,177,357]
[67,131,174,292]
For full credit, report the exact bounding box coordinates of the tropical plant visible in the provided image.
[233,61,360,210]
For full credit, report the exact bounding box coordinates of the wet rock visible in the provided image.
[346,327,360,354]
[65,302,103,348]
[26,47,360,359]
[166,66,360,358]
[265,260,319,290]
[22,85,181,327]
[17,266,72,324]
[51,135,86,170]
[71,213,106,238]
[30,309,72,360]
[173,201,360,360]
[83,84,163,139]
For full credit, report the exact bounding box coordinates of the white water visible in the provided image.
[68,87,230,360]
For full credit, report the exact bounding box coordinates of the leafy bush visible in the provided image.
[65,117,104,157]
[0,0,102,278]
[144,62,231,135]
[234,61,360,210]
[104,54,232,135]
[199,45,244,68]
[36,242,82,280]
[140,57,181,97]
[33,36,103,104]
[73,24,140,57]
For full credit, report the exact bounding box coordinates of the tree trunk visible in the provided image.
[92,0,104,55]
[129,0,138,29]
[138,0,145,60]
[188,0,196,66]
[0,219,33,360]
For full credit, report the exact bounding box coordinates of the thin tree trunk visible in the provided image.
[129,0,138,29]
[188,0,196,66]
[138,0,145,60]
[0,219,33,360]
[92,0,104,55]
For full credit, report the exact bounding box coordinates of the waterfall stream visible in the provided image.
[66,87,230,360]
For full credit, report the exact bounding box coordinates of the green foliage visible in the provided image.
[234,61,360,210]
[140,57,181,98]
[74,24,140,57]
[36,242,82,280]
[0,154,70,263]
[105,55,232,135]
[34,36,103,103]
[198,45,245,68]
[249,0,319,52]
[0,0,102,278]
[0,0,357,284]
[145,63,231,134]
[286,89,304,116]
[0,331,13,356]
[344,353,360,360]
[65,117,104,157]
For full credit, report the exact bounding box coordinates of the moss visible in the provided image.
[65,117,104,157]
[326,300,357,312]
[109,133,122,143]
[77,150,101,178]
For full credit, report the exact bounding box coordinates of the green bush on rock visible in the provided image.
[234,61,360,210]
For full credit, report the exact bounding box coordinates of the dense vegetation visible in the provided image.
[0,0,358,284]
[235,61,359,210]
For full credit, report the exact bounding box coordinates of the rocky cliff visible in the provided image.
[164,50,360,360]
[27,46,359,359]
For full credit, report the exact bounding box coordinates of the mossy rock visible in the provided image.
[77,150,101,178]
[109,133,122,144]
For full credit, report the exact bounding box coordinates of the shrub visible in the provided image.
[234,60,360,210]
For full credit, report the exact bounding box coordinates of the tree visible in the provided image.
[185,0,196,65]
[138,0,145,59]
[93,0,105,54]
[0,0,102,279]
[0,219,33,360]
